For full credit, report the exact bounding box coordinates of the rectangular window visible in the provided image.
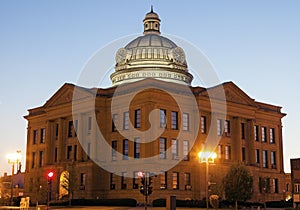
[171,111,178,130]
[242,147,246,161]
[172,139,178,160]
[241,123,245,139]
[273,178,278,193]
[255,149,260,164]
[134,109,141,128]
[217,119,222,136]
[184,173,191,190]
[183,113,189,131]
[254,125,259,141]
[87,142,91,160]
[295,184,300,193]
[201,116,207,134]
[55,124,59,139]
[112,114,118,132]
[32,152,36,168]
[262,150,268,168]
[159,137,166,159]
[74,120,78,137]
[123,139,129,160]
[54,147,58,163]
[87,116,92,134]
[183,140,189,161]
[68,121,73,137]
[39,151,44,167]
[40,128,45,143]
[160,109,167,128]
[112,140,117,161]
[74,145,77,161]
[80,173,86,188]
[133,171,139,189]
[123,112,129,130]
[134,137,140,159]
[110,173,116,190]
[33,130,38,144]
[224,120,230,134]
[172,172,179,190]
[67,145,72,160]
[160,172,167,190]
[218,145,222,159]
[271,151,276,167]
[270,128,275,143]
[262,127,267,142]
[121,172,127,189]
[225,145,231,160]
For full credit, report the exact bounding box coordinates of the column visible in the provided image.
[77,113,85,161]
[232,117,241,161]
[247,119,256,165]
[58,118,65,162]
[45,120,53,165]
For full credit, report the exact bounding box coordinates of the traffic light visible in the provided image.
[147,176,153,195]
[47,171,54,184]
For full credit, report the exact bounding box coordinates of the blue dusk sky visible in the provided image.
[0,0,299,175]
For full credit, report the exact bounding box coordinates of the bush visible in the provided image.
[152,198,206,208]
[49,198,137,207]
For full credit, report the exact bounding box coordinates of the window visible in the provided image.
[134,138,140,159]
[183,113,189,131]
[225,145,231,160]
[172,172,179,190]
[171,111,178,130]
[262,127,267,142]
[224,120,230,135]
[123,112,129,130]
[218,145,222,159]
[184,173,191,190]
[241,123,245,139]
[110,173,116,190]
[295,184,300,193]
[183,140,189,161]
[87,143,91,160]
[160,109,166,128]
[254,125,259,141]
[133,171,139,189]
[32,152,36,168]
[55,124,59,139]
[121,172,127,189]
[67,145,72,160]
[160,172,167,190]
[159,138,166,159]
[80,173,86,189]
[270,128,275,143]
[123,139,129,160]
[87,116,92,134]
[172,139,178,160]
[201,116,206,134]
[255,149,260,164]
[74,145,77,161]
[39,151,44,167]
[74,120,78,137]
[68,121,73,137]
[273,178,278,193]
[112,140,117,161]
[242,147,246,162]
[271,151,276,167]
[33,130,38,144]
[54,147,58,163]
[217,119,222,136]
[134,109,141,128]
[40,128,45,143]
[262,150,268,168]
[112,114,118,132]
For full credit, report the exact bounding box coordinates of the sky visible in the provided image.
[0,0,299,175]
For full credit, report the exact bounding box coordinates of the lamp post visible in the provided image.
[6,151,22,206]
[198,151,217,210]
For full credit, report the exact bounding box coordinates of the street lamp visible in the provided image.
[6,151,22,206]
[198,151,217,210]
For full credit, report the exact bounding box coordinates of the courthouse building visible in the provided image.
[24,9,288,204]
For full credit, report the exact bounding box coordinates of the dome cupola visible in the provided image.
[110,7,193,86]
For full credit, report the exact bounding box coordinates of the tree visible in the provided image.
[223,162,253,210]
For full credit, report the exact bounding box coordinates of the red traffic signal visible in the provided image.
[47,171,54,178]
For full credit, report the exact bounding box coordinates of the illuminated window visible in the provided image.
[134,137,140,159]
[123,112,129,130]
[254,125,259,141]
[270,128,275,143]
[217,119,222,136]
[262,150,268,168]
[201,116,206,134]
[33,130,38,144]
[112,140,117,161]
[172,139,178,160]
[262,127,267,142]
[160,172,167,190]
[40,128,45,143]
[172,172,179,190]
[123,139,129,160]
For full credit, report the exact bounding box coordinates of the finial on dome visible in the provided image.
[143,7,161,35]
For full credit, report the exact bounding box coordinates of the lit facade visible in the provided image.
[24,9,287,204]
